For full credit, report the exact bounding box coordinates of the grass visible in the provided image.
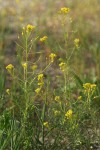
[0,1,100,149]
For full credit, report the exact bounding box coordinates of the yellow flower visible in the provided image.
[49,53,57,62]
[26,24,35,32]
[83,83,91,89]
[37,74,44,87]
[31,64,37,70]
[43,122,49,128]
[40,36,48,42]
[54,110,60,116]
[22,24,35,33]
[77,96,82,101]
[6,89,10,95]
[59,7,70,14]
[38,81,44,86]
[38,74,44,81]
[74,38,80,48]
[83,83,96,95]
[65,109,73,119]
[91,84,97,89]
[22,63,27,69]
[6,64,14,70]
[35,88,41,94]
[55,96,60,102]
[59,62,66,72]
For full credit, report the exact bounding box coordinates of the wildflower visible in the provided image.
[26,24,35,32]
[37,74,44,87]
[59,62,66,72]
[55,96,60,102]
[91,84,97,89]
[38,74,44,81]
[74,38,80,48]
[49,53,57,62]
[43,122,49,128]
[83,83,96,95]
[22,63,27,69]
[40,36,48,42]
[35,88,41,94]
[6,64,14,70]
[38,81,44,86]
[54,96,61,105]
[65,109,73,119]
[22,24,35,34]
[31,64,37,70]
[77,96,82,101]
[6,89,10,95]
[59,7,70,14]
[54,110,60,116]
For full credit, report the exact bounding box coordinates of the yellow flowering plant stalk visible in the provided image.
[83,83,97,109]
[14,24,59,149]
[74,38,80,48]
[57,7,79,111]
[9,25,39,149]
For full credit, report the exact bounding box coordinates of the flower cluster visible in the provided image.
[22,63,27,70]
[6,89,10,95]
[74,38,80,48]
[22,24,35,34]
[6,64,14,70]
[59,7,70,14]
[6,64,14,75]
[49,53,57,62]
[77,96,82,101]
[26,24,35,32]
[53,110,60,116]
[38,73,44,81]
[38,74,44,86]
[65,109,73,119]
[31,64,37,70]
[59,62,66,72]
[54,96,61,105]
[83,83,96,95]
[55,96,60,102]
[43,122,49,128]
[35,88,41,94]
[40,36,48,42]
[35,74,44,94]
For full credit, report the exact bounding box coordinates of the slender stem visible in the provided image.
[64,72,67,99]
